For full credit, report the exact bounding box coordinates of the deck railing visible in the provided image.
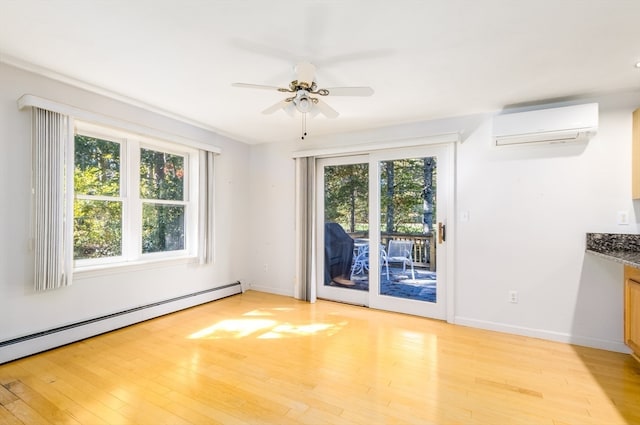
[347,231,435,271]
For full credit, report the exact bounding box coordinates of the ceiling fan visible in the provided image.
[231,62,374,119]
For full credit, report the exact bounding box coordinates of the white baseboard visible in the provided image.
[0,283,242,364]
[246,283,294,297]
[454,316,631,354]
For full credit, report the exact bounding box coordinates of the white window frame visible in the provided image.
[73,120,200,271]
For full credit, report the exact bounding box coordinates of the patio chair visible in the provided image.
[352,242,390,280]
[380,245,390,280]
[351,242,369,276]
[386,240,415,280]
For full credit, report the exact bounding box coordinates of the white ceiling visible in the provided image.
[1,0,639,144]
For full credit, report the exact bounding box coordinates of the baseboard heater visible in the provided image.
[0,282,242,364]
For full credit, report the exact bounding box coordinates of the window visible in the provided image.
[21,96,218,289]
[74,135,123,259]
[140,148,186,254]
[73,124,199,268]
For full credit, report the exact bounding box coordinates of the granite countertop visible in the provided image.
[586,233,640,268]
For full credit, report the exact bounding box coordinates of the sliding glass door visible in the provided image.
[316,144,452,319]
[316,155,369,306]
[368,145,450,319]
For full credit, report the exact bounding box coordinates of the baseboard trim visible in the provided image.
[454,316,631,354]
[247,284,294,297]
[0,282,242,364]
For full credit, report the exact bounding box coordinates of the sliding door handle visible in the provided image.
[438,222,446,244]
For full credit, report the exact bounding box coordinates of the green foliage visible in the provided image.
[324,163,368,233]
[140,148,184,200]
[73,136,187,259]
[73,135,120,195]
[73,135,122,259]
[74,199,122,259]
[380,158,437,234]
[324,157,437,236]
[142,204,185,253]
[140,148,185,253]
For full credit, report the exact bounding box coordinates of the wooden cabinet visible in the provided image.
[624,265,640,362]
[633,108,640,199]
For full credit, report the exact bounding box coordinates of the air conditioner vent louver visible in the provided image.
[493,103,598,146]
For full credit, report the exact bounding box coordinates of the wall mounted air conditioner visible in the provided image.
[493,103,598,146]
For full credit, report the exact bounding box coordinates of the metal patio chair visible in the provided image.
[386,240,415,280]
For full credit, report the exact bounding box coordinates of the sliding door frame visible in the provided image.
[294,134,458,323]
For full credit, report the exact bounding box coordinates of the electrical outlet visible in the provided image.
[509,290,518,303]
[263,264,268,272]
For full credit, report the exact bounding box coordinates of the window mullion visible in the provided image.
[124,139,142,260]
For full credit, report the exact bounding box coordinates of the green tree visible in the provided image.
[73,137,187,259]
[323,158,437,236]
[380,157,436,234]
[73,135,122,259]
[324,163,368,233]
[422,157,436,233]
[140,148,185,253]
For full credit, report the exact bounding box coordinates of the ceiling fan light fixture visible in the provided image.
[294,93,313,113]
[232,61,373,120]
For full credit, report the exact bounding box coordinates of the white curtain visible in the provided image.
[32,108,73,291]
[198,150,215,264]
[294,156,316,301]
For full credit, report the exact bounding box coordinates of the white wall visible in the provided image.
[248,91,640,352]
[454,93,638,352]
[0,63,251,343]
[247,141,298,296]
[3,58,638,354]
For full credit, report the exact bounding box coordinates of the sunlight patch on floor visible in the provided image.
[188,319,277,339]
[243,309,275,317]
[188,308,347,340]
[259,322,342,339]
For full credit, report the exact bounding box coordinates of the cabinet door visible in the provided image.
[625,277,640,357]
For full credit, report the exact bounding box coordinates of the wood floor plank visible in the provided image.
[1,291,639,424]
[1,380,81,425]
[7,371,108,425]
[0,404,25,425]
[0,382,19,406]
[2,398,52,425]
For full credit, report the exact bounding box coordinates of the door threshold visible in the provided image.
[317,297,367,308]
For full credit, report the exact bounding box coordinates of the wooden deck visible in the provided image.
[349,231,436,270]
[1,291,639,424]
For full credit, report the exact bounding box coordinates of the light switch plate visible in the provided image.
[617,210,630,225]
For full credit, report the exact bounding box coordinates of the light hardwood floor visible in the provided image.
[1,291,639,424]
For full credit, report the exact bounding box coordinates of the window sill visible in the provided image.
[73,256,200,279]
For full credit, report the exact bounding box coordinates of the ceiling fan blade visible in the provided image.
[314,99,339,119]
[232,82,283,91]
[262,99,290,115]
[324,86,374,96]
[295,62,316,86]
[284,102,297,117]
[310,106,322,118]
[230,38,298,63]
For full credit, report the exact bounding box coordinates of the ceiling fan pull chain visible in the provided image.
[301,113,308,140]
